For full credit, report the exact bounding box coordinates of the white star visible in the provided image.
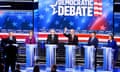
[13,22,17,26]
[55,21,59,25]
[75,16,79,19]
[69,22,74,26]
[45,7,50,12]
[50,1,58,15]
[29,23,33,27]
[100,25,106,30]
[39,15,44,19]
[47,19,50,23]
[77,27,81,30]
[81,18,86,23]
[64,18,66,21]
[17,15,22,19]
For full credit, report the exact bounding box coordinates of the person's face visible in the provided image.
[50,29,55,35]
[109,36,112,40]
[91,33,96,37]
[9,32,13,37]
[29,31,33,37]
[70,29,75,35]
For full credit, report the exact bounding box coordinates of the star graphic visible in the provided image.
[29,23,33,27]
[50,1,58,15]
[13,22,17,26]
[17,15,22,19]
[100,25,106,30]
[69,22,74,26]
[45,7,50,12]
[55,20,59,25]
[39,14,44,19]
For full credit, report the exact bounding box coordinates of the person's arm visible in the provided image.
[75,35,78,45]
[113,40,118,49]
[55,35,58,44]
[88,37,91,45]
[63,27,70,37]
[95,38,98,48]
[25,37,28,44]
[46,35,50,44]
[14,37,16,44]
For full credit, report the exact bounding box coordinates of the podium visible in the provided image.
[84,46,95,70]
[102,47,113,71]
[26,44,37,67]
[45,44,57,71]
[64,45,76,71]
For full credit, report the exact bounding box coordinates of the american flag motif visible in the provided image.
[94,0,102,16]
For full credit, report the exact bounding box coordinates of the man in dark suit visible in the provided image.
[88,32,98,48]
[4,32,18,72]
[47,29,58,44]
[88,32,98,72]
[64,27,78,45]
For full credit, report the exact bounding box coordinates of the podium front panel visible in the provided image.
[84,46,95,69]
[45,44,57,71]
[64,45,76,71]
[26,44,37,67]
[102,47,113,71]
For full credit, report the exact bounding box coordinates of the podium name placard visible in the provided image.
[26,44,37,67]
[45,44,57,71]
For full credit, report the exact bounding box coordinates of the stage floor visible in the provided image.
[11,65,120,72]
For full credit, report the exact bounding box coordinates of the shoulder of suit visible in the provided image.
[55,34,58,36]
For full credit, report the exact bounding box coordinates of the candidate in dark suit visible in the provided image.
[64,28,78,45]
[88,32,98,71]
[107,35,118,66]
[4,32,18,72]
[47,29,58,44]
[88,32,98,48]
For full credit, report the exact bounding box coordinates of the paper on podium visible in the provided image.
[83,45,95,49]
[26,44,37,47]
[12,44,18,47]
[45,44,57,48]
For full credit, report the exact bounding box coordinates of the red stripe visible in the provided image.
[94,0,98,2]
[98,0,102,2]
[94,0,102,2]
[94,10,102,12]
[94,13,102,16]
[94,5,102,7]
[0,34,120,42]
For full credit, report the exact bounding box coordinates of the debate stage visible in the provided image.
[12,64,120,72]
